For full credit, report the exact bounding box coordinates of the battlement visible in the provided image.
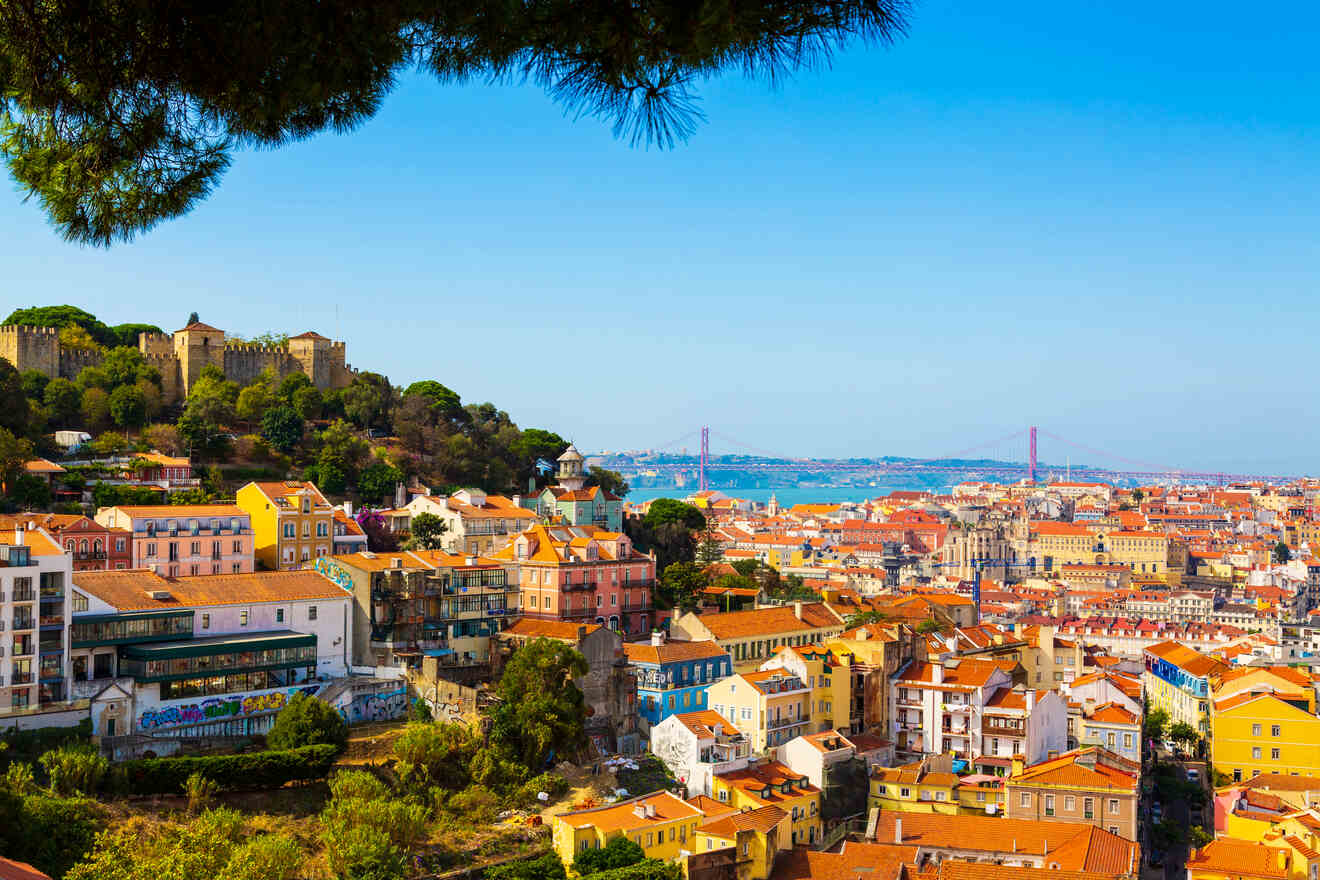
[224,342,289,354]
[0,324,60,337]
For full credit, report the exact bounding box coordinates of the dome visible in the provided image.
[557,444,584,462]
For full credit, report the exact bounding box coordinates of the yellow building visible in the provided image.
[1030,524,1175,583]
[692,805,790,880]
[1143,640,1228,736]
[711,761,822,848]
[1187,836,1307,880]
[236,481,334,571]
[706,669,813,752]
[869,759,961,815]
[760,644,852,733]
[552,790,705,867]
[1212,692,1320,784]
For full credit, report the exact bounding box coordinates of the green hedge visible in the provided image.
[113,743,339,795]
[1,718,92,760]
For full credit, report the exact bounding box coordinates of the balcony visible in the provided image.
[11,618,34,632]
[941,703,972,713]
[11,672,32,685]
[72,551,106,561]
[562,581,595,592]
[39,615,63,628]
[983,720,1025,737]
[767,713,809,730]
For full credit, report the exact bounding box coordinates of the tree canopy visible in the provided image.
[0,2,910,245]
[490,637,589,769]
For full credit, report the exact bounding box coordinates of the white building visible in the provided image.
[778,729,858,790]
[70,568,352,739]
[0,525,72,724]
[649,709,751,798]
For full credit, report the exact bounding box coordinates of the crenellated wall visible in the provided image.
[5,321,352,405]
[0,325,61,376]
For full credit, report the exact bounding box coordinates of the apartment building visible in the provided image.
[670,603,846,668]
[759,644,851,734]
[236,481,333,570]
[980,685,1067,768]
[552,791,705,866]
[711,761,822,847]
[624,633,732,731]
[1143,639,1229,735]
[1211,666,1320,783]
[313,550,518,668]
[532,446,625,531]
[890,657,1013,764]
[95,505,253,575]
[1077,703,1141,764]
[827,622,925,735]
[706,669,813,753]
[0,526,72,718]
[493,524,654,635]
[406,488,539,556]
[649,709,751,797]
[0,514,134,572]
[1005,748,1141,841]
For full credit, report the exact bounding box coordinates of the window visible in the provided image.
[1064,796,1075,811]
[544,596,551,609]
[1045,795,1055,816]
[1083,798,1093,819]
[1020,792,1031,808]
[1272,725,1282,737]
[1123,733,1133,748]
[900,788,911,798]
[190,541,201,555]
[1252,747,1262,759]
[1253,724,1263,736]
[276,609,285,623]
[1108,798,1119,813]
[201,613,210,629]
[72,592,88,612]
[1272,748,1281,760]
[309,606,317,620]
[240,610,249,626]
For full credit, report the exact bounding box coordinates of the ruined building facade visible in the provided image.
[0,321,353,403]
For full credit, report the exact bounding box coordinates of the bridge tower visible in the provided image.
[1028,425,1038,484]
[699,426,709,492]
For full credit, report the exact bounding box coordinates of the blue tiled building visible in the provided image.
[625,634,733,732]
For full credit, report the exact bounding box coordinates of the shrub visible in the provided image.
[116,744,339,795]
[39,743,108,796]
[392,722,477,791]
[486,853,567,880]
[266,692,348,751]
[184,771,219,813]
[321,823,405,880]
[585,859,683,880]
[328,769,391,803]
[4,793,103,879]
[3,761,37,795]
[1,718,91,759]
[573,835,645,876]
[225,833,304,880]
[511,772,568,809]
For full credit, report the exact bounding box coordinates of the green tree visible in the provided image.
[43,377,81,425]
[490,638,589,769]
[112,322,164,347]
[693,521,724,567]
[1274,541,1292,564]
[0,4,909,245]
[915,619,943,634]
[342,372,393,430]
[276,371,313,404]
[357,460,403,506]
[317,420,370,491]
[487,853,567,880]
[236,383,275,427]
[643,498,706,531]
[266,692,348,751]
[1131,488,1145,503]
[109,384,149,431]
[79,387,111,433]
[1168,720,1199,748]
[584,466,629,497]
[658,561,707,612]
[407,511,447,550]
[141,423,182,455]
[845,609,891,628]
[1144,707,1170,743]
[19,368,49,399]
[573,836,645,875]
[0,792,102,880]
[402,380,462,416]
[38,744,108,796]
[260,405,305,453]
[4,305,115,345]
[9,473,52,509]
[0,427,35,493]
[101,345,160,389]
[184,366,239,426]
[292,385,323,420]
[0,357,31,434]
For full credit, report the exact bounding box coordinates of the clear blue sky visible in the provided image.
[2,1,1317,474]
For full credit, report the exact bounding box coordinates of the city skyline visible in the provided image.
[4,0,1317,472]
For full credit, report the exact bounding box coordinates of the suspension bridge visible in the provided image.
[592,426,1298,490]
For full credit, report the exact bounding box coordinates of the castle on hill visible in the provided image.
[0,320,354,403]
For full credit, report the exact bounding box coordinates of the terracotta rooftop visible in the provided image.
[71,569,348,610]
[1187,838,1288,879]
[698,804,787,837]
[499,617,603,641]
[624,640,730,665]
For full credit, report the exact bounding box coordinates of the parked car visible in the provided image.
[1187,768,1201,784]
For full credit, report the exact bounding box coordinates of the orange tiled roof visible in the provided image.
[694,604,843,640]
[624,640,730,665]
[71,569,346,610]
[698,804,787,837]
[499,617,603,641]
[558,791,702,833]
[771,841,916,880]
[1187,838,1287,879]
[671,710,742,739]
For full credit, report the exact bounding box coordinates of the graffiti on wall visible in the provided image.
[334,686,409,724]
[138,685,320,731]
[314,557,355,594]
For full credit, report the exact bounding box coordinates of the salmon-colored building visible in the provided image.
[93,505,255,576]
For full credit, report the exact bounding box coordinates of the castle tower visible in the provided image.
[173,321,225,397]
[556,444,586,491]
[287,331,332,389]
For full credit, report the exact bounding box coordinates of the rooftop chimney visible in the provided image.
[894,816,902,845]
[14,527,23,546]
[651,631,665,647]
[793,601,804,620]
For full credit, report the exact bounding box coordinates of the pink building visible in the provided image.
[492,524,655,634]
[93,505,254,576]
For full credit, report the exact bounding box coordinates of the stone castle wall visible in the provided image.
[3,323,352,405]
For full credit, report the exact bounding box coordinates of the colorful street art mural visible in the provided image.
[332,686,409,724]
[314,557,355,594]
[138,685,320,731]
